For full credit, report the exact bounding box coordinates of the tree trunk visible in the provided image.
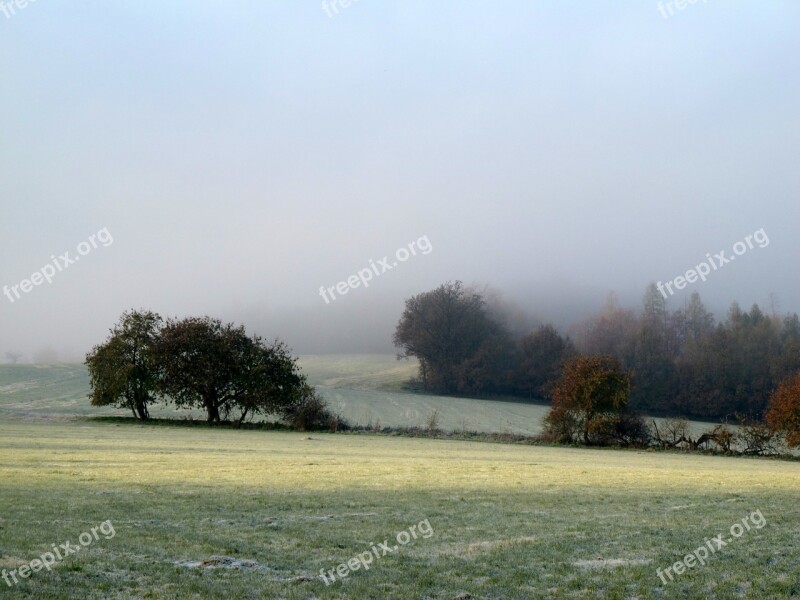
[135,402,149,420]
[207,403,220,423]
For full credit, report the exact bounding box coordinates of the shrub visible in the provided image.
[736,414,782,455]
[544,355,633,446]
[696,424,736,453]
[611,412,650,447]
[651,417,691,449]
[280,386,346,432]
[425,409,442,432]
[765,372,800,447]
[542,406,581,444]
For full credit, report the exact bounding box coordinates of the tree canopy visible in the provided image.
[86,310,319,428]
[544,355,637,445]
[395,282,800,420]
[86,309,163,420]
[394,281,512,395]
[765,373,800,447]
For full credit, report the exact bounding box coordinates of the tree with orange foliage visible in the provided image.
[544,355,645,446]
[765,373,800,447]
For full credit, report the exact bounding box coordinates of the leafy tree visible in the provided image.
[394,281,512,394]
[155,316,247,422]
[155,316,306,423]
[574,293,637,362]
[516,324,575,399]
[765,372,800,447]
[229,339,308,425]
[676,292,715,349]
[778,314,800,380]
[630,284,675,411]
[455,326,516,396]
[85,310,163,420]
[544,355,634,445]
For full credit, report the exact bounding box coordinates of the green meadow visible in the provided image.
[1,358,798,598]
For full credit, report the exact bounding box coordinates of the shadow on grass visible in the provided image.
[84,416,295,431]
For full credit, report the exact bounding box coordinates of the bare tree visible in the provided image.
[651,417,691,449]
[4,352,22,364]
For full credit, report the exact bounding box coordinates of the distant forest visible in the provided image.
[394,281,800,419]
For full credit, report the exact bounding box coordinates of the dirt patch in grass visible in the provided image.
[433,536,538,557]
[573,558,651,570]
[176,555,268,570]
[174,556,315,582]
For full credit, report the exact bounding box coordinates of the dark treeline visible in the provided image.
[394,282,800,419]
[576,285,800,418]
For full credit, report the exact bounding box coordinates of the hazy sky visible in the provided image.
[2,1,799,360]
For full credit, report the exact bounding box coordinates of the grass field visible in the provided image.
[1,420,799,599]
[0,358,554,435]
[2,357,798,598]
[0,357,713,437]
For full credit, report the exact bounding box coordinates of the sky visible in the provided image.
[1,0,799,360]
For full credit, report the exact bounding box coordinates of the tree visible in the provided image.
[630,284,675,412]
[765,372,800,447]
[279,384,343,431]
[155,316,306,423]
[454,326,516,396]
[736,414,781,456]
[544,355,635,445]
[778,314,800,380]
[682,292,715,346]
[650,417,691,450]
[85,310,163,420]
[516,325,575,399]
[155,316,244,422]
[228,339,308,425]
[574,293,637,362]
[394,281,512,394]
[4,352,22,364]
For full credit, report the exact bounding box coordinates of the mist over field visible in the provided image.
[2,2,799,362]
[4,4,800,599]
